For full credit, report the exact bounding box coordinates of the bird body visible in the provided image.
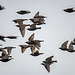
[63,7,75,13]
[34,11,47,18]
[27,24,41,31]
[30,50,44,56]
[17,10,31,15]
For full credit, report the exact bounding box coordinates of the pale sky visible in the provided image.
[0,0,75,75]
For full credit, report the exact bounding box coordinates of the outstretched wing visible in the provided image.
[28,33,34,41]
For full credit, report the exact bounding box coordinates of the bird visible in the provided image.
[16,10,31,15]
[63,7,75,13]
[34,11,47,18]
[67,42,75,52]
[4,46,16,55]
[0,5,5,10]
[16,24,30,37]
[59,40,68,51]
[0,35,18,42]
[27,24,41,31]
[0,54,13,62]
[30,50,44,56]
[0,35,6,42]
[0,50,12,58]
[26,33,44,49]
[19,45,34,53]
[6,36,18,39]
[13,19,28,25]
[29,18,46,25]
[41,56,57,72]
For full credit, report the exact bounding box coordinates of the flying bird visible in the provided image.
[30,50,44,56]
[29,18,45,25]
[0,35,18,42]
[26,33,44,49]
[63,7,75,13]
[17,10,31,15]
[27,24,41,31]
[6,36,18,39]
[16,24,30,37]
[41,56,57,72]
[19,45,33,53]
[0,54,13,62]
[59,40,68,51]
[34,11,47,18]
[4,46,16,55]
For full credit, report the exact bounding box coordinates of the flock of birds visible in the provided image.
[0,4,75,73]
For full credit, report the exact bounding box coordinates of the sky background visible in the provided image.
[0,0,75,75]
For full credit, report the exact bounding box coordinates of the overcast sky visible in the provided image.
[0,0,75,75]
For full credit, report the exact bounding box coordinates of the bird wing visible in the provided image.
[34,11,39,17]
[61,40,68,49]
[30,46,35,53]
[35,40,41,47]
[1,54,9,59]
[28,33,34,41]
[21,47,27,53]
[19,26,25,37]
[68,42,74,50]
[46,56,54,61]
[30,24,36,28]
[45,64,50,72]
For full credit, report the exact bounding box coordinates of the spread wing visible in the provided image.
[19,25,25,37]
[61,40,68,49]
[46,56,54,61]
[45,64,50,72]
[68,42,74,50]
[30,46,35,53]
[28,33,34,41]
[34,11,39,17]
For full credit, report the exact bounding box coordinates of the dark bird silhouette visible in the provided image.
[34,11,47,18]
[30,50,44,56]
[59,40,68,51]
[13,19,28,25]
[27,24,41,31]
[0,35,18,42]
[6,36,18,39]
[19,45,33,53]
[0,35,6,42]
[16,24,30,37]
[4,46,16,55]
[0,5,5,10]
[41,56,57,72]
[26,33,44,49]
[63,7,75,13]
[17,10,31,15]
